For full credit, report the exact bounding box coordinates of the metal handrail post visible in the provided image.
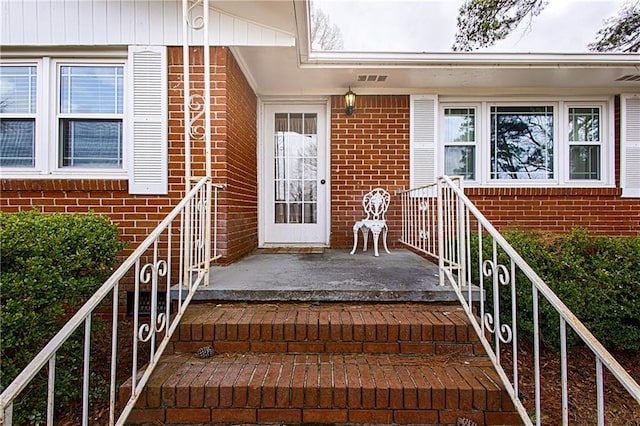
[437,177,445,287]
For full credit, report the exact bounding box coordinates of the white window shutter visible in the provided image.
[410,95,438,189]
[128,46,168,195]
[621,94,640,198]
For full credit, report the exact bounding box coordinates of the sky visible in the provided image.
[312,0,630,53]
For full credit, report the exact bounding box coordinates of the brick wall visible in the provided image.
[222,49,258,262]
[0,178,176,247]
[466,187,640,236]
[330,95,410,248]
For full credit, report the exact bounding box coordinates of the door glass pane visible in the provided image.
[304,203,317,223]
[273,113,318,224]
[304,181,317,201]
[274,203,287,223]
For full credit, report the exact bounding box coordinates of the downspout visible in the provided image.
[202,0,213,282]
[181,0,192,287]
[182,0,191,191]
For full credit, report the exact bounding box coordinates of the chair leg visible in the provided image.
[382,225,390,254]
[371,227,380,257]
[362,227,369,252]
[350,224,360,255]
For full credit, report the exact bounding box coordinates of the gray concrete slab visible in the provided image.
[175,248,462,302]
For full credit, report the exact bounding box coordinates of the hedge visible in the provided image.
[0,210,126,424]
[472,229,640,352]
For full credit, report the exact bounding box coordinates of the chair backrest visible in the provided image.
[362,187,390,221]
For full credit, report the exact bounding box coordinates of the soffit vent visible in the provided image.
[616,74,640,82]
[357,74,388,82]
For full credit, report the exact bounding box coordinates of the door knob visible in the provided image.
[320,179,326,184]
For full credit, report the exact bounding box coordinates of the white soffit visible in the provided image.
[233,45,640,96]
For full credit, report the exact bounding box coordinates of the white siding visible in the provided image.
[0,0,295,47]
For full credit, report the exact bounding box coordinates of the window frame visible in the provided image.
[0,60,42,171]
[487,102,556,183]
[55,62,125,170]
[0,56,128,178]
[564,102,608,183]
[438,97,614,188]
[442,105,479,182]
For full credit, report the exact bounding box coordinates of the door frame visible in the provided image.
[258,97,332,247]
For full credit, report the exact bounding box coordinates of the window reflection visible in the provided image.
[444,108,476,179]
[490,106,554,180]
[569,107,601,180]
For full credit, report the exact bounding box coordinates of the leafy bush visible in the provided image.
[472,229,640,352]
[0,210,126,424]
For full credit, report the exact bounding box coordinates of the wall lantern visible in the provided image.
[344,87,356,116]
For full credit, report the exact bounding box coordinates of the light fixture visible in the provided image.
[344,87,356,116]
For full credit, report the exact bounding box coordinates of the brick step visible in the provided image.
[169,302,484,356]
[123,351,521,425]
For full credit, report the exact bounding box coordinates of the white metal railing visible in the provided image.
[399,176,640,425]
[0,177,221,426]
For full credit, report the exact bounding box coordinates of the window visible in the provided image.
[0,66,37,167]
[444,107,476,180]
[433,98,612,187]
[58,66,124,168]
[568,107,600,180]
[490,106,554,180]
[1,48,167,194]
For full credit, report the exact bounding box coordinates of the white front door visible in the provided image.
[260,103,329,246]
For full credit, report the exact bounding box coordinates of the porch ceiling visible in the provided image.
[233,45,640,96]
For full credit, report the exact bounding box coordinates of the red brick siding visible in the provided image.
[466,187,640,236]
[0,179,177,247]
[223,49,258,262]
[330,95,410,248]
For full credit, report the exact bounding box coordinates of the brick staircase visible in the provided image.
[122,302,522,425]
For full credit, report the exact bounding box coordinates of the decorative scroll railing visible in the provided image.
[0,177,221,426]
[399,176,640,425]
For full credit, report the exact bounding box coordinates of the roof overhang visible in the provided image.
[223,0,640,96]
[233,45,640,96]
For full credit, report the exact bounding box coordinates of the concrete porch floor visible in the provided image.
[179,248,460,303]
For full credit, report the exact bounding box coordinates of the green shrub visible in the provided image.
[472,229,640,352]
[0,210,126,424]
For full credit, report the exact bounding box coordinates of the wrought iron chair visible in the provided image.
[350,187,391,257]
